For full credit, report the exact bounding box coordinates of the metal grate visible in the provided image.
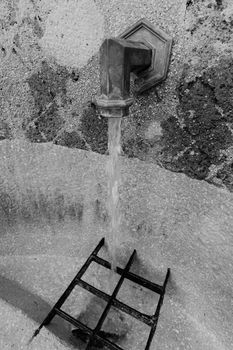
[32,238,170,350]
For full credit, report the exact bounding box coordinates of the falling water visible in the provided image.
[106,117,122,272]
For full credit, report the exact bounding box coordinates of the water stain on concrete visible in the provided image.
[0,121,11,141]
[80,104,108,155]
[25,60,69,142]
[160,57,233,181]
[54,130,88,150]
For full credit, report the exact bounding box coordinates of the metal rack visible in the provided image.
[32,238,170,349]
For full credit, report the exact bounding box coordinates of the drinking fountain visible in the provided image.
[31,19,172,350]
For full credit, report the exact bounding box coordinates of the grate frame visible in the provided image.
[32,238,170,350]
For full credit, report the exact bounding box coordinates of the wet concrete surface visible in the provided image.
[0,140,233,349]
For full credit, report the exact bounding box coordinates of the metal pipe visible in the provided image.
[94,38,152,117]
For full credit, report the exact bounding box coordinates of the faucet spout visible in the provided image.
[94,19,173,117]
[94,38,152,117]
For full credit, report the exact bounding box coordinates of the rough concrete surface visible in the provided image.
[0,140,233,349]
[0,0,233,349]
[40,0,104,68]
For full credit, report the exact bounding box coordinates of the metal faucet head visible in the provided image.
[94,19,172,118]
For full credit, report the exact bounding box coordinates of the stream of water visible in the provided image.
[106,117,122,272]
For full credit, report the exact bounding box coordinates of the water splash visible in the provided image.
[106,117,122,272]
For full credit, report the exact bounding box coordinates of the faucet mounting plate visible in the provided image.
[120,18,172,93]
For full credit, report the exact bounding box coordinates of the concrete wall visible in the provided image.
[1,0,233,190]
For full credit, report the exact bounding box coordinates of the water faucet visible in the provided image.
[94,19,172,118]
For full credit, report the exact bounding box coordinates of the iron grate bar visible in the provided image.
[32,238,105,336]
[86,249,137,350]
[32,238,170,350]
[93,255,163,295]
[56,309,124,350]
[76,278,153,326]
[145,268,170,350]
[91,334,124,350]
[55,308,93,335]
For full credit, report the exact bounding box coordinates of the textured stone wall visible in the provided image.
[0,0,233,190]
[160,0,233,190]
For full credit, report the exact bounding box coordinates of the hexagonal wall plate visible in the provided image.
[120,18,172,93]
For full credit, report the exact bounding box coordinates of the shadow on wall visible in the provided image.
[0,275,77,347]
